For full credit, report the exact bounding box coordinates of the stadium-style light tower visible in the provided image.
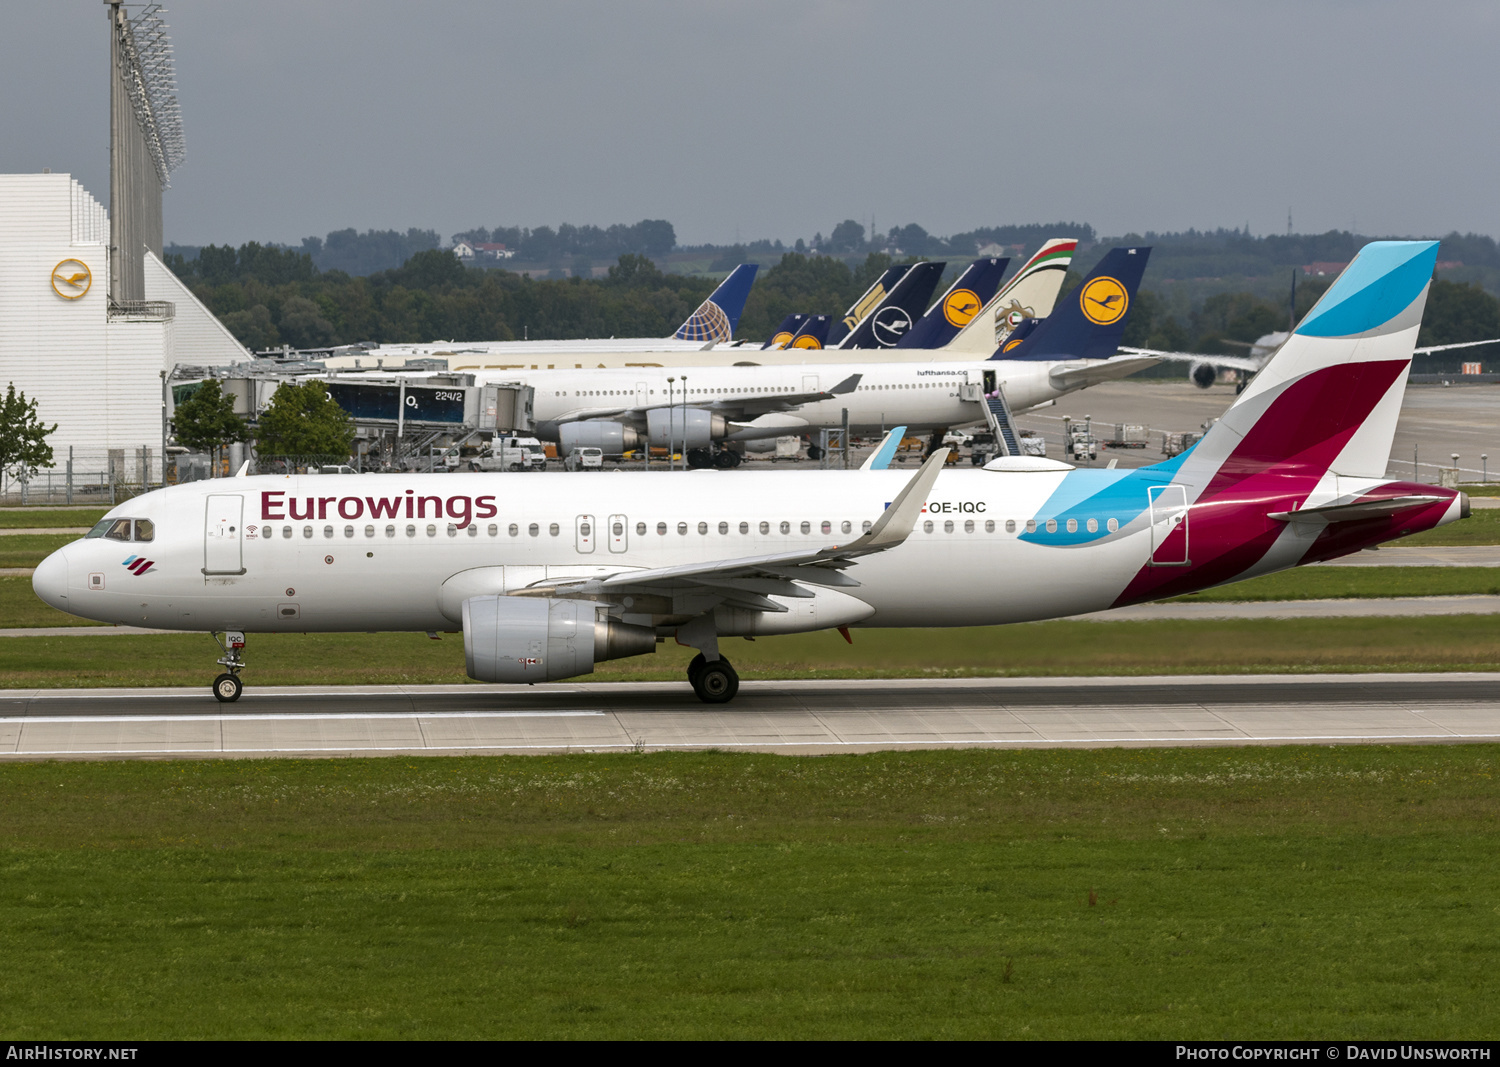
[106,1,185,304]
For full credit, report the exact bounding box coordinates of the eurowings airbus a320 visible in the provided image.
[34,242,1468,703]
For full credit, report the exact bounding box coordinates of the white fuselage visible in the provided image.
[480,358,1113,441]
[37,469,1158,636]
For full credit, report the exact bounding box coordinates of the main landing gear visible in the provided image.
[212,630,246,702]
[687,652,739,703]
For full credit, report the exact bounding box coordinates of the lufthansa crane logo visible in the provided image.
[791,334,823,350]
[943,288,981,327]
[51,259,92,300]
[871,306,914,346]
[1079,276,1128,325]
[770,331,794,348]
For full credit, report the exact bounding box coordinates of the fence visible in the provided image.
[0,446,165,505]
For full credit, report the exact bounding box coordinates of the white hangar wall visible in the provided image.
[0,173,245,483]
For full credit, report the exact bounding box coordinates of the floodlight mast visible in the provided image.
[105,1,185,302]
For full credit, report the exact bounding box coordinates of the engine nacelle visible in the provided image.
[462,595,655,683]
[646,407,727,450]
[558,420,640,455]
[1189,361,1218,389]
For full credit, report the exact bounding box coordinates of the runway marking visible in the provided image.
[0,711,606,725]
[7,731,1500,759]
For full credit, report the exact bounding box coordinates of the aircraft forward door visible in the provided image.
[1148,485,1190,566]
[576,514,596,554]
[204,494,246,576]
[635,382,648,407]
[608,514,628,553]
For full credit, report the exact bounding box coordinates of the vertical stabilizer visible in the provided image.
[944,238,1077,354]
[991,246,1150,362]
[896,258,1009,349]
[675,263,759,342]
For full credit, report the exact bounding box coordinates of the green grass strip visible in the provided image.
[0,746,1497,1038]
[1171,565,1500,601]
[7,615,1500,689]
[0,509,106,529]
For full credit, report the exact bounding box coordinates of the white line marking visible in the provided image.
[3,711,606,725]
[5,732,1500,758]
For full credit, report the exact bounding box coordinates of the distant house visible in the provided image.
[1302,261,1349,276]
[476,242,516,260]
[453,241,476,260]
[976,241,1025,258]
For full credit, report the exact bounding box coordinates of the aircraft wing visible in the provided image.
[704,373,862,417]
[1118,346,1264,372]
[1047,356,1161,388]
[1413,338,1500,354]
[512,448,949,610]
[549,374,862,426]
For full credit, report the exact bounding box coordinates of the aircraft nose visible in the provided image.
[32,548,69,611]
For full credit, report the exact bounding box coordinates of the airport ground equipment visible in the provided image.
[1108,424,1149,449]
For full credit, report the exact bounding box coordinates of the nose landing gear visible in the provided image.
[211,630,246,702]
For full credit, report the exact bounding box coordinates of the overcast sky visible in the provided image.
[4,1,1498,248]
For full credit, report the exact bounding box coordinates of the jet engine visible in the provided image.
[1189,361,1218,389]
[557,420,640,455]
[646,408,727,450]
[462,595,656,683]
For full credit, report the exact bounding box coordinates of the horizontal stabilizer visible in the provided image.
[1269,495,1451,523]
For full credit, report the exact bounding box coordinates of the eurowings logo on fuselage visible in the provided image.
[122,555,155,575]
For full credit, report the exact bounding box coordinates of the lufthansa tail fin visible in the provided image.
[785,314,832,351]
[837,261,948,349]
[675,263,759,343]
[991,246,1150,362]
[895,258,1010,349]
[762,314,809,350]
[945,238,1078,355]
[827,266,910,346]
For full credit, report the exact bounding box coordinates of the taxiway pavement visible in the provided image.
[2,673,1497,760]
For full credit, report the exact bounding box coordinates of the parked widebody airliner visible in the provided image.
[445,247,1154,464]
[34,242,1465,703]
[318,241,1080,372]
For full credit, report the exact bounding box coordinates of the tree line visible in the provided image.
[165,240,1500,372]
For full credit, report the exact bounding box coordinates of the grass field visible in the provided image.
[1,746,1497,1038]
[7,614,1500,688]
[0,534,74,569]
[0,509,105,529]
[1171,565,1500,601]
[0,577,105,627]
[1400,506,1500,545]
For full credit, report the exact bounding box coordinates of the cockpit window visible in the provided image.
[87,518,152,542]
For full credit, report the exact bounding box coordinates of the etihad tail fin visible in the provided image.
[675,263,758,343]
[895,258,1009,349]
[991,246,1150,362]
[827,266,910,346]
[944,238,1078,355]
[836,261,947,349]
[763,314,809,349]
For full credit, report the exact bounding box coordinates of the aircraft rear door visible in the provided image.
[608,513,628,553]
[204,494,246,576]
[1148,485,1189,566]
[635,382,649,407]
